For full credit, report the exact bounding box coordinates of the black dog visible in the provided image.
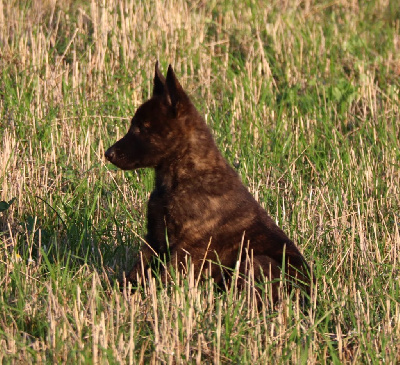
[105,63,311,301]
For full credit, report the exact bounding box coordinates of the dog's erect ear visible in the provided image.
[166,64,189,111]
[153,61,166,97]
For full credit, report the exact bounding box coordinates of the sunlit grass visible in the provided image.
[0,0,399,363]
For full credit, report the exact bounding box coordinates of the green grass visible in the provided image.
[0,0,399,363]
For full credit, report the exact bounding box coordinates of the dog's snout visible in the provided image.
[105,147,115,161]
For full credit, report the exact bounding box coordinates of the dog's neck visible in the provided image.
[154,122,228,192]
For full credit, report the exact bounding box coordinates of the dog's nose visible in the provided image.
[105,148,115,161]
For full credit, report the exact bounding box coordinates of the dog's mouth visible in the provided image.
[105,148,139,170]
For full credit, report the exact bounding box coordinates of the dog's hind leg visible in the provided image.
[237,255,282,302]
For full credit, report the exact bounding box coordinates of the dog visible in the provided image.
[105,62,311,301]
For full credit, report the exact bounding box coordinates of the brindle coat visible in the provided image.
[105,63,311,300]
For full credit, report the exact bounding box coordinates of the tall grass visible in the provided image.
[0,0,399,363]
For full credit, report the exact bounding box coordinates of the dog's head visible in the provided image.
[105,62,194,170]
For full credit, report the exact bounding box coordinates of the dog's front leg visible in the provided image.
[126,244,157,284]
[157,248,202,285]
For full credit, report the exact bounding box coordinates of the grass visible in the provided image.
[0,0,399,363]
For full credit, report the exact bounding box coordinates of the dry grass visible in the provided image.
[0,0,399,363]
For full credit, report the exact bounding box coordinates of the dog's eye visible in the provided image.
[131,125,140,135]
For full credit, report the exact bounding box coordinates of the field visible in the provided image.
[0,0,399,363]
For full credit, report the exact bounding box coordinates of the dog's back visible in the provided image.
[105,63,311,300]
